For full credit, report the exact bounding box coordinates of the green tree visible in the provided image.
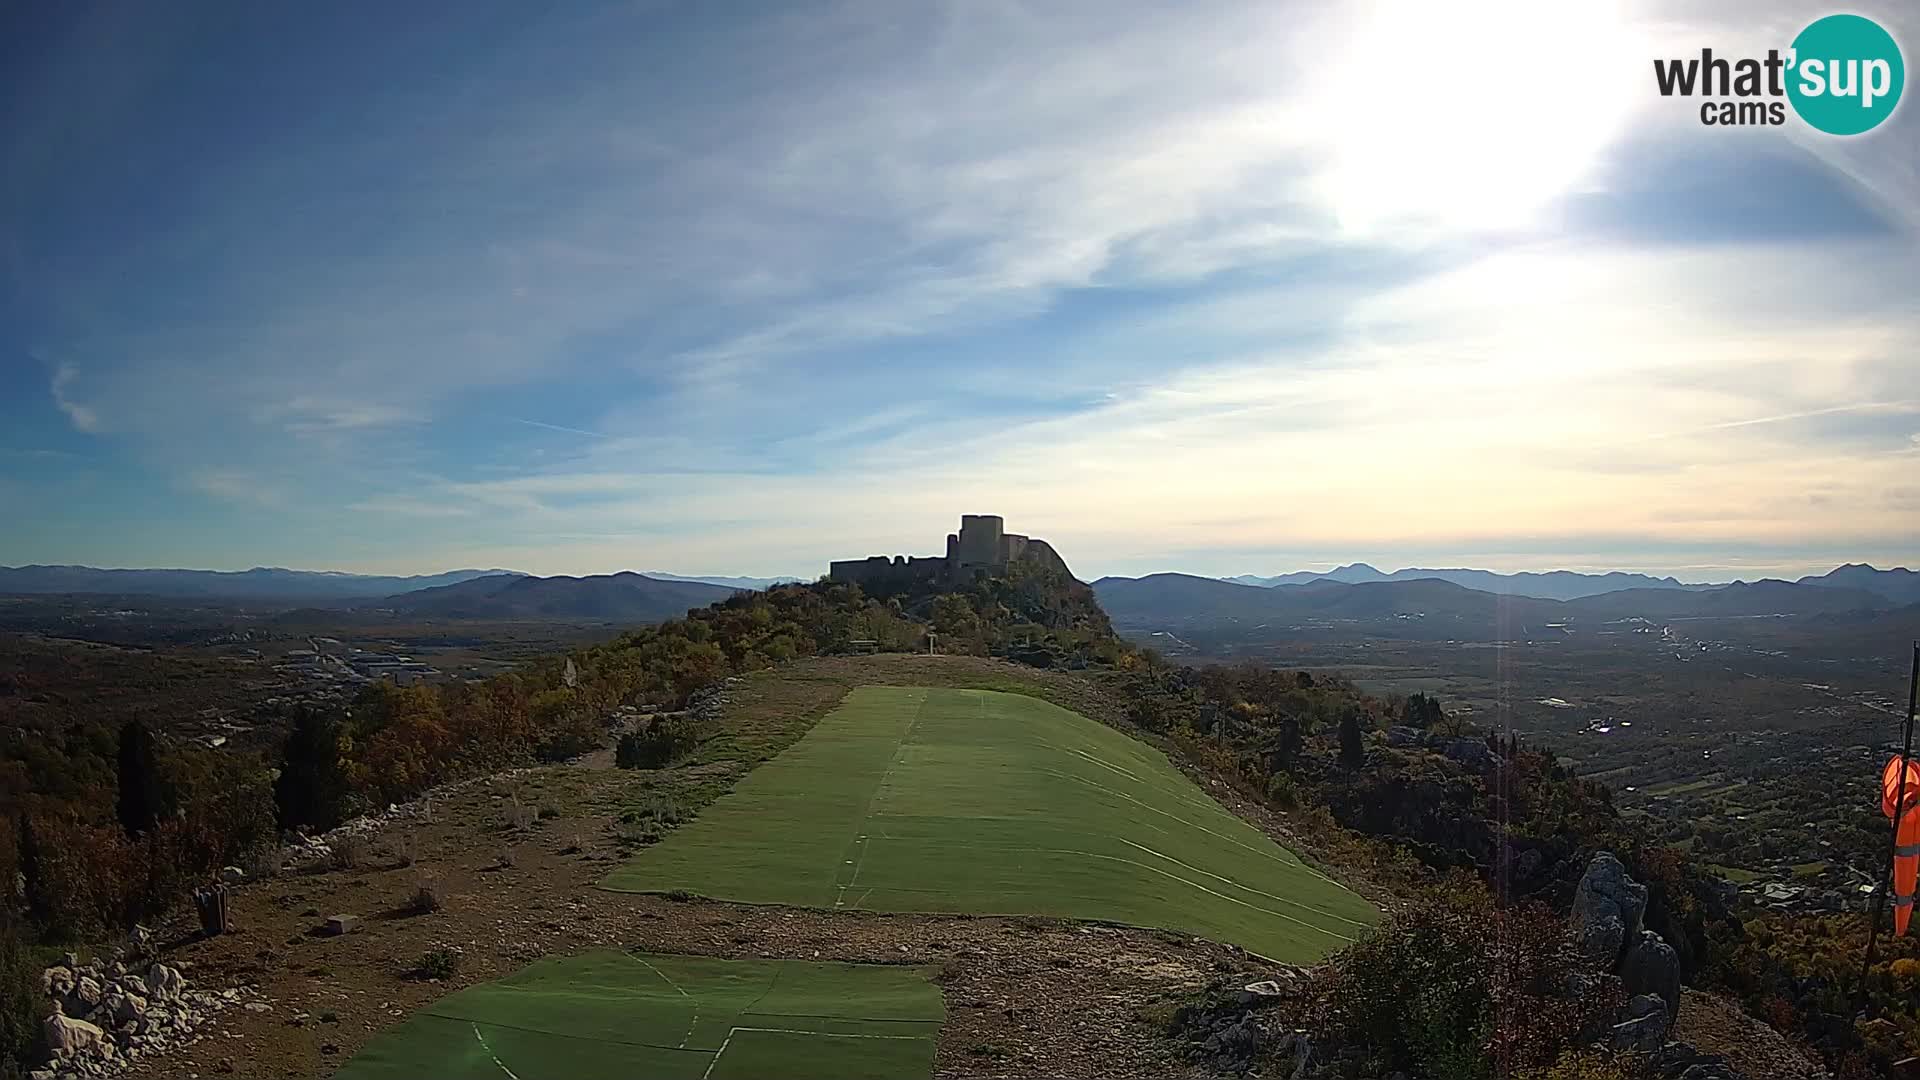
[1339,708,1367,768]
[0,920,40,1079]
[115,720,167,836]
[274,707,351,832]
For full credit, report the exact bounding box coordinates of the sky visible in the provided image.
[2,0,1917,583]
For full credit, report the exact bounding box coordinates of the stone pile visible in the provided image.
[33,954,256,1079]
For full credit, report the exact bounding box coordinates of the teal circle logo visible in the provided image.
[1787,14,1905,135]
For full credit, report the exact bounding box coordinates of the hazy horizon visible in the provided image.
[4,2,1917,581]
[4,549,1911,587]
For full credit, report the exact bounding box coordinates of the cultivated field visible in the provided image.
[605,686,1378,962]
[335,951,944,1080]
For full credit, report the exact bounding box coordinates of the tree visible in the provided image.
[1340,708,1367,768]
[116,720,167,836]
[274,707,351,832]
[14,817,46,926]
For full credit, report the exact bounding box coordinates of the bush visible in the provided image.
[1315,878,1615,1080]
[330,836,366,872]
[616,718,696,770]
[1265,773,1299,810]
[1514,1049,1633,1080]
[410,873,443,915]
[412,947,461,981]
[0,925,41,1076]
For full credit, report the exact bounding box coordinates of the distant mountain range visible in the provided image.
[1223,563,1710,600]
[1093,572,1903,635]
[0,564,525,601]
[1222,562,1918,605]
[1797,563,1920,605]
[382,572,738,621]
[641,572,807,590]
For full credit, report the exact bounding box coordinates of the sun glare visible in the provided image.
[1311,0,1644,236]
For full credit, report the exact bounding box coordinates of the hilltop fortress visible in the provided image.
[828,514,1072,589]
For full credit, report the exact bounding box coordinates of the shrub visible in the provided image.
[616,717,696,770]
[1265,773,1299,810]
[1315,878,1614,1080]
[330,836,366,872]
[412,947,461,981]
[0,925,41,1076]
[410,873,443,915]
[1514,1049,1633,1080]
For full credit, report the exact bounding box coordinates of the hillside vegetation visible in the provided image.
[2,558,1915,1076]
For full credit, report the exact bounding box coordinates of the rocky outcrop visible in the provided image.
[1610,993,1672,1051]
[1621,929,1682,1021]
[1571,851,1647,969]
[34,955,261,1079]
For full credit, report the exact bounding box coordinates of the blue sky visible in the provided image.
[3,0,1917,581]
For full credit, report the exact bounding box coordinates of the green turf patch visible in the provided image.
[333,951,943,1080]
[604,686,1379,962]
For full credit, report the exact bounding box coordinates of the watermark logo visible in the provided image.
[1653,12,1904,135]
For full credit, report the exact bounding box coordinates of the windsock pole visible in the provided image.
[1862,642,1919,992]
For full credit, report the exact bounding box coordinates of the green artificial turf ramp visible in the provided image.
[333,951,943,1080]
[605,686,1378,961]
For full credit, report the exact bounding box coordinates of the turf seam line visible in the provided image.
[732,1025,926,1040]
[1111,837,1373,928]
[741,1011,941,1024]
[851,848,1359,941]
[738,961,785,1019]
[835,692,927,907]
[420,1011,714,1053]
[1035,766,1343,886]
[628,953,701,1049]
[702,1022,929,1076]
[471,1023,524,1080]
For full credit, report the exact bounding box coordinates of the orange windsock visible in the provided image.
[1885,755,1920,937]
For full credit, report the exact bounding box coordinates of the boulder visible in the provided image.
[42,965,73,997]
[121,974,148,998]
[1609,993,1671,1051]
[323,914,360,936]
[147,963,186,1002]
[1439,738,1494,768]
[70,975,104,1017]
[109,990,148,1025]
[1620,930,1682,1021]
[1571,851,1647,969]
[44,1001,107,1057]
[219,865,246,885]
[1386,726,1423,748]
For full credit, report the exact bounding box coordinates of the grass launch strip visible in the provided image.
[604,686,1379,962]
[333,951,944,1080]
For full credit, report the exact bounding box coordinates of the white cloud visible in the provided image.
[7,1,1918,576]
[49,363,100,433]
[187,468,283,508]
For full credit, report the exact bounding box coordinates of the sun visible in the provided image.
[1307,0,1646,237]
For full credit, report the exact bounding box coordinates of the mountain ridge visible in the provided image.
[1093,572,1894,633]
[382,570,738,621]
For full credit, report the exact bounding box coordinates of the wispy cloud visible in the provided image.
[187,468,283,508]
[512,418,606,439]
[2,1,1915,577]
[49,363,100,433]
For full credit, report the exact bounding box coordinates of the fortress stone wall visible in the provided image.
[828,514,1071,588]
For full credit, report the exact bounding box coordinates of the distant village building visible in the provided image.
[828,514,1072,588]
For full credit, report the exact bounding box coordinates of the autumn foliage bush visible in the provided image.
[1311,877,1618,1080]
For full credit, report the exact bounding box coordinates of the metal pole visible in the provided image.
[1862,642,1920,998]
